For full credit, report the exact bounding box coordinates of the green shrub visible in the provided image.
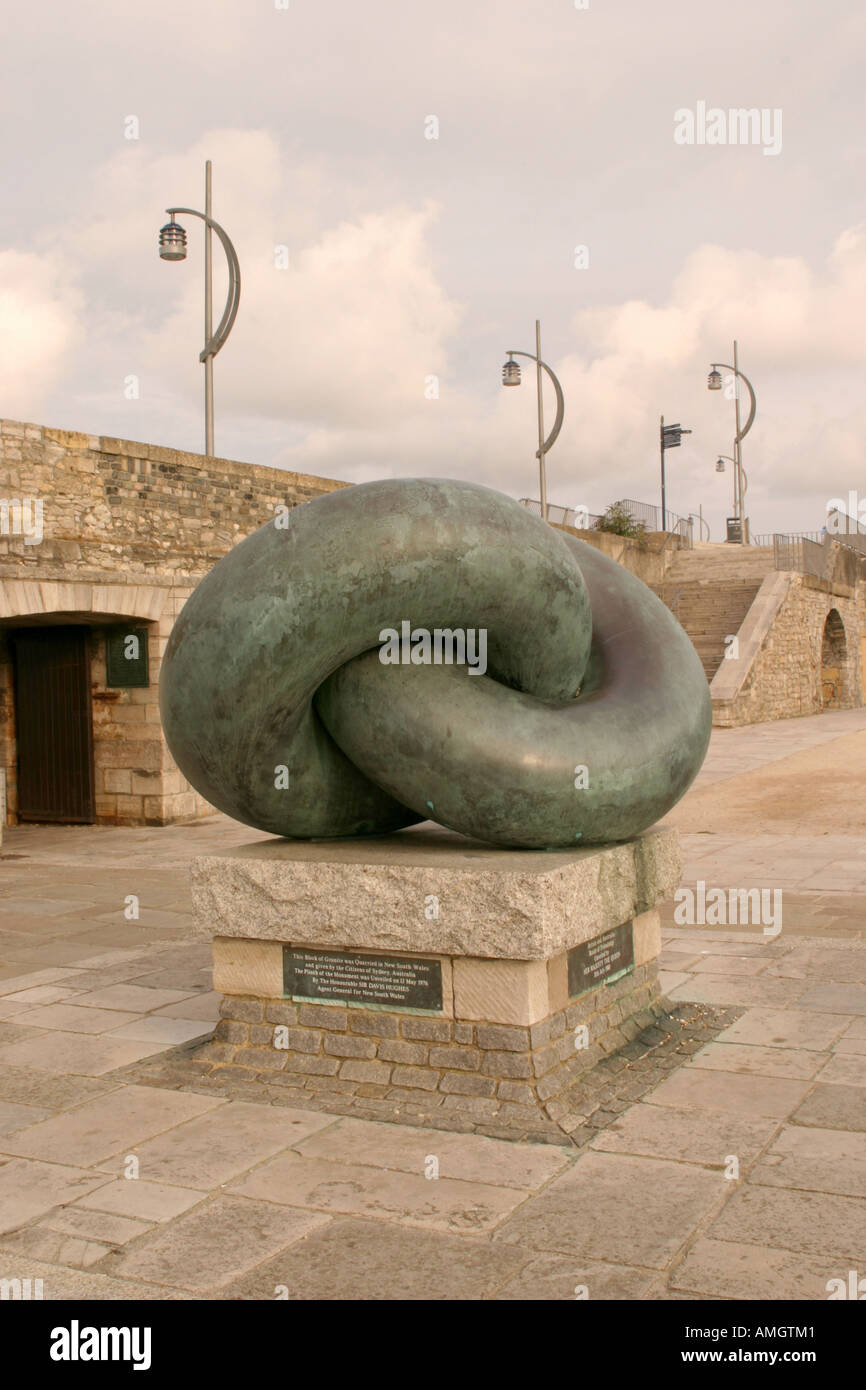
[597,501,647,538]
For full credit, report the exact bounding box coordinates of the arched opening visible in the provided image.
[821,609,847,708]
[0,581,166,825]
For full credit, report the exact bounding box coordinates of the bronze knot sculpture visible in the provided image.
[159,478,710,848]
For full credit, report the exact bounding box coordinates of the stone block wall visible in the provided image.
[0,418,347,825]
[204,897,664,1140]
[711,571,865,727]
[212,961,662,1141]
[552,523,681,587]
[0,418,346,583]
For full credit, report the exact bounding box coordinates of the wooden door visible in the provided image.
[13,627,95,822]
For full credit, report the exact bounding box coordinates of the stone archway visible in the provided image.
[0,580,168,825]
[821,608,847,708]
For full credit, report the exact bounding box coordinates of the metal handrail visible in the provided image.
[519,497,693,545]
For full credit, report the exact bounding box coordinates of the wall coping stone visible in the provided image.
[190,824,680,960]
[710,570,791,704]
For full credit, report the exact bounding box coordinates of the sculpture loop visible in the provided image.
[159,478,710,848]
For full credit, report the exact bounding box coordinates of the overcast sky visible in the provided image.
[2,0,864,538]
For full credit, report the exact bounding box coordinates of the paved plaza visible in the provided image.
[1,707,865,1300]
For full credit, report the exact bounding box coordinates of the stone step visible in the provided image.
[650,572,764,681]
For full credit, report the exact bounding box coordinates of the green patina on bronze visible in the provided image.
[159,477,710,848]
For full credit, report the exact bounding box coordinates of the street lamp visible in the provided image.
[501,320,564,523]
[158,160,241,457]
[714,454,749,542]
[707,341,756,544]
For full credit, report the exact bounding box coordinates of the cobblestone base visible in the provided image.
[119,968,743,1146]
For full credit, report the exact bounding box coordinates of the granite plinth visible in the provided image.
[190,826,679,1140]
[190,824,679,960]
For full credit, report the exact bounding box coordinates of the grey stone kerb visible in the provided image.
[190,824,680,960]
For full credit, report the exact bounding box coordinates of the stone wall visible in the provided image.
[711,570,866,727]
[0,418,346,582]
[0,418,347,825]
[212,955,662,1143]
[551,524,681,586]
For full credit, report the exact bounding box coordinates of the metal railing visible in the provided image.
[761,514,866,550]
[519,500,604,530]
[753,531,822,547]
[832,529,866,556]
[519,497,693,546]
[773,530,866,580]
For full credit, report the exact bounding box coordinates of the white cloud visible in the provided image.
[545,228,866,531]
[4,121,866,540]
[0,252,85,416]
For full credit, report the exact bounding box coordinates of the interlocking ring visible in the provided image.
[160,478,710,848]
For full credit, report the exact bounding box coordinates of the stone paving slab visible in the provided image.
[589,1102,777,1166]
[96,1101,337,1189]
[293,1116,571,1189]
[494,1151,725,1268]
[106,1017,213,1046]
[40,1206,155,1246]
[9,1003,144,1033]
[717,1007,851,1051]
[666,974,810,1008]
[0,708,864,1300]
[688,1040,829,1079]
[0,1085,224,1167]
[707,1184,866,1262]
[70,984,197,1012]
[797,982,866,1014]
[749,1125,866,1199]
[0,1030,169,1076]
[670,1238,847,1301]
[790,1083,866,1131]
[0,1158,112,1234]
[645,1066,813,1118]
[493,1254,656,1301]
[0,1067,119,1113]
[0,1099,50,1133]
[2,984,80,1004]
[229,1149,531,1233]
[0,1226,118,1270]
[689,954,771,976]
[220,1217,528,1301]
[0,1254,194,1300]
[819,1052,866,1084]
[74,1179,206,1224]
[102,1196,329,1292]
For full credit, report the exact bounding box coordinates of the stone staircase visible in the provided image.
[651,544,776,681]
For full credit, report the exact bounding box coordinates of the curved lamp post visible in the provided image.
[502,320,564,523]
[715,453,749,521]
[158,160,241,457]
[707,340,756,544]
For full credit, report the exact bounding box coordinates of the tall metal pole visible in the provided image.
[733,339,746,542]
[536,320,547,522]
[204,160,214,457]
[660,414,666,530]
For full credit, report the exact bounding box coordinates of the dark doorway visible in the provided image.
[821,609,847,709]
[13,626,95,822]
